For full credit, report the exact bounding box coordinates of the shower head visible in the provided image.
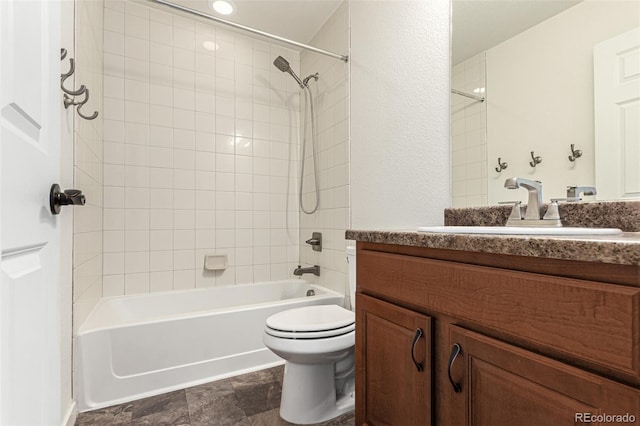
[273,56,305,89]
[273,56,291,72]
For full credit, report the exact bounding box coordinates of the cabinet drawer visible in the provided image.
[357,249,640,380]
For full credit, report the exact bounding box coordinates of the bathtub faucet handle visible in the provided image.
[305,232,322,252]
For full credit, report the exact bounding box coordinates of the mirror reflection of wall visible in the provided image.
[451,0,640,208]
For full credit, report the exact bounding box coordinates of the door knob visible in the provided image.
[49,183,86,215]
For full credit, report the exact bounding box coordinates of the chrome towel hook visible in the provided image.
[495,157,508,173]
[60,53,86,96]
[529,151,542,168]
[60,47,98,121]
[63,89,98,120]
[568,144,583,162]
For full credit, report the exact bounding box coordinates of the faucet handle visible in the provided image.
[543,199,561,221]
[499,200,523,224]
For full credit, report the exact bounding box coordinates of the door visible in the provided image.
[594,27,640,200]
[0,0,63,424]
[356,293,432,426]
[447,326,640,426]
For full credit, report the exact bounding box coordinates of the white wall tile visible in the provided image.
[125,14,149,39]
[150,21,173,46]
[105,31,125,55]
[125,36,150,61]
[103,1,317,297]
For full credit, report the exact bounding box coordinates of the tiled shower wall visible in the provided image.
[73,0,104,329]
[101,1,302,295]
[299,2,350,297]
[451,53,487,208]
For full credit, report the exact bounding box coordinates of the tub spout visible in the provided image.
[294,265,320,277]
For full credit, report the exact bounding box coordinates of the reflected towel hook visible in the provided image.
[568,144,583,162]
[495,157,508,173]
[529,151,542,168]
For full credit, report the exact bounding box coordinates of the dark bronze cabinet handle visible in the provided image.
[448,343,462,393]
[411,328,424,372]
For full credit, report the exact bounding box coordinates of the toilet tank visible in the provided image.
[346,246,356,310]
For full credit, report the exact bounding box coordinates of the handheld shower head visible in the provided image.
[273,56,304,88]
[273,56,291,72]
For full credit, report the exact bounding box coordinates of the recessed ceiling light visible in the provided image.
[202,40,219,51]
[210,0,235,15]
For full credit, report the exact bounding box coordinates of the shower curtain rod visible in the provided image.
[451,89,485,102]
[148,0,349,62]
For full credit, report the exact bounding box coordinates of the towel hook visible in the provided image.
[495,157,508,173]
[63,90,99,120]
[568,144,583,162]
[529,151,542,168]
[61,56,86,96]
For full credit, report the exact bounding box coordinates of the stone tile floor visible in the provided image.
[75,365,355,426]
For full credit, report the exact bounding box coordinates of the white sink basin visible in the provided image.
[417,226,623,236]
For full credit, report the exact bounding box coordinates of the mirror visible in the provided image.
[451,0,640,207]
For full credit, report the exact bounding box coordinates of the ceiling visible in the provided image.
[151,0,584,61]
[162,0,343,46]
[452,0,582,65]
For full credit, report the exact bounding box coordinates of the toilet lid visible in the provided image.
[266,305,355,333]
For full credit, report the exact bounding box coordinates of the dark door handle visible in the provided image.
[411,328,424,372]
[50,183,86,215]
[448,343,462,393]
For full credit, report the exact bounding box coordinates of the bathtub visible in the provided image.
[76,280,345,411]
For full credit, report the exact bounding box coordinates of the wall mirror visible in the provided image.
[451,0,640,207]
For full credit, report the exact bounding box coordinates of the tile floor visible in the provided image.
[75,365,355,426]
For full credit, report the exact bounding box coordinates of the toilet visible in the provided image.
[263,246,357,424]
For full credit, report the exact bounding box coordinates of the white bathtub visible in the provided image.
[76,280,345,411]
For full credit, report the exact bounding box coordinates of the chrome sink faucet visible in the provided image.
[504,178,544,220]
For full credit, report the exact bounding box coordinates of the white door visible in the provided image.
[594,27,640,200]
[0,0,63,424]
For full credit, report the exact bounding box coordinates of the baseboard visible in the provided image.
[62,400,77,426]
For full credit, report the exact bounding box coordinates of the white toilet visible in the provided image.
[263,246,357,424]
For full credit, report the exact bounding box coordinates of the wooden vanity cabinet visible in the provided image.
[355,294,433,426]
[447,326,639,426]
[354,242,640,426]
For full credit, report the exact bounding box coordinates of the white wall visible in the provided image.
[299,1,350,295]
[350,0,450,229]
[451,53,488,208]
[486,0,640,204]
[102,1,302,295]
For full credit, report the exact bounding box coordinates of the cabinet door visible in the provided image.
[447,326,640,426]
[356,293,432,426]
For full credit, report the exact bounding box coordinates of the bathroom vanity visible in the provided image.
[347,221,640,425]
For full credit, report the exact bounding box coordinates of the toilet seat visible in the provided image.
[265,305,355,339]
[266,323,355,339]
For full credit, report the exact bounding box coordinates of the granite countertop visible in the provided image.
[346,201,640,266]
[345,229,640,266]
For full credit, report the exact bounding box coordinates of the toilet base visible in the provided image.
[279,361,355,424]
